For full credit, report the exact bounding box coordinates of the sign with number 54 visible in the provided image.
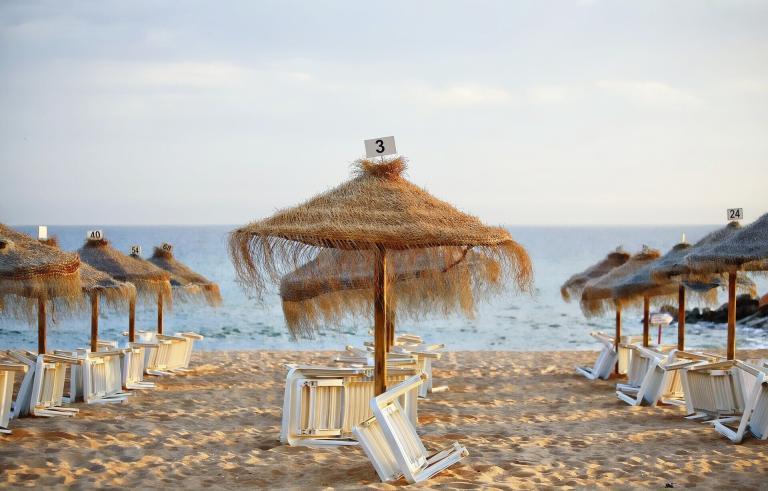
[364,136,396,158]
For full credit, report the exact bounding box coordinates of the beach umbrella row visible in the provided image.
[78,239,172,342]
[230,157,533,395]
[567,213,767,363]
[1,223,219,352]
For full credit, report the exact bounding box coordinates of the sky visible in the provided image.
[1,0,767,226]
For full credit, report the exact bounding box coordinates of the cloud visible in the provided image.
[416,85,513,106]
[595,80,703,107]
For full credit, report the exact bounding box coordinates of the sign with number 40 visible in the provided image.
[727,208,743,222]
[364,136,396,158]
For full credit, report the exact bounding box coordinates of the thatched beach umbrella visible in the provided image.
[280,248,502,349]
[230,157,533,395]
[79,262,136,352]
[611,241,740,349]
[0,224,81,353]
[560,248,630,302]
[685,212,768,360]
[581,247,662,373]
[78,239,172,341]
[146,244,222,307]
[651,222,747,354]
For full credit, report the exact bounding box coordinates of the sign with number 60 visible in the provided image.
[727,208,743,222]
[161,243,173,253]
[364,136,396,158]
[86,230,103,241]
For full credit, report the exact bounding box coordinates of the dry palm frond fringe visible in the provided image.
[560,249,629,302]
[147,246,222,307]
[281,249,504,338]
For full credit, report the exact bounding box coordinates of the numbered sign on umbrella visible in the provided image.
[727,208,743,222]
[130,245,142,256]
[86,229,103,241]
[364,136,397,158]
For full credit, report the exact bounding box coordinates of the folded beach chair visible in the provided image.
[353,374,469,484]
[679,360,750,421]
[0,362,28,434]
[6,351,81,418]
[712,361,768,443]
[339,344,444,398]
[280,364,420,447]
[575,331,617,380]
[97,340,155,390]
[616,349,717,407]
[58,349,130,404]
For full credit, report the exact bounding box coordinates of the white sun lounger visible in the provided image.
[28,352,81,418]
[712,361,768,443]
[0,362,28,434]
[97,341,155,390]
[616,349,715,407]
[6,351,81,418]
[575,331,617,380]
[280,364,420,447]
[353,373,469,484]
[58,349,131,404]
[680,360,750,421]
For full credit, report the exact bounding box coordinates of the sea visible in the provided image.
[2,225,766,352]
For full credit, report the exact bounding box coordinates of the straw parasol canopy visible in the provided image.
[580,247,662,317]
[650,222,742,281]
[230,156,533,394]
[230,158,532,299]
[146,245,222,307]
[0,224,81,319]
[78,239,172,304]
[280,248,502,335]
[685,213,768,274]
[0,224,82,353]
[560,248,630,302]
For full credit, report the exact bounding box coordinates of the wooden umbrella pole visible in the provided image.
[157,292,163,335]
[677,285,686,351]
[37,297,47,354]
[128,297,136,343]
[614,305,622,375]
[90,291,99,352]
[385,303,395,352]
[642,296,650,347]
[373,246,388,396]
[727,271,736,360]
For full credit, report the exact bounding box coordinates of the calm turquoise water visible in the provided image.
[2,225,766,352]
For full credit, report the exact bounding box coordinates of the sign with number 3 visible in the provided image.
[364,136,396,158]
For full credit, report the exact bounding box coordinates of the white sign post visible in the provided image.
[37,226,48,241]
[86,229,103,241]
[727,208,743,222]
[364,136,397,159]
[130,245,142,256]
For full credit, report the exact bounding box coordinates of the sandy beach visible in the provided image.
[1,349,766,489]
